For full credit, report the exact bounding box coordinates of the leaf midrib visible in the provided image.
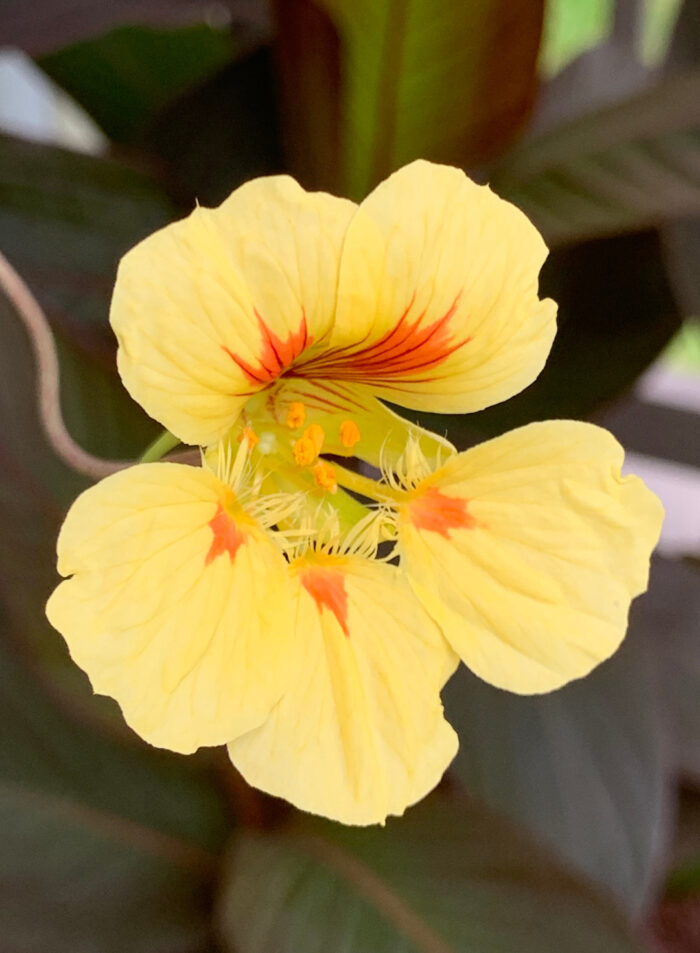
[0,778,218,872]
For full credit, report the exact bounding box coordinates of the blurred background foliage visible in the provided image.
[0,0,699,950]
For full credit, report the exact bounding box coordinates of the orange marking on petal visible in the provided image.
[300,566,349,637]
[295,291,469,383]
[205,503,248,566]
[407,486,477,537]
[223,310,311,386]
[340,419,360,448]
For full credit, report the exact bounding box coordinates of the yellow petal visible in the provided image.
[112,177,356,446]
[228,554,458,825]
[304,159,556,414]
[398,421,664,694]
[46,463,294,753]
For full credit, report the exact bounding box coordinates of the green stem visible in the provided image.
[332,462,406,504]
[140,430,181,463]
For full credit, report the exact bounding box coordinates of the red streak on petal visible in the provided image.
[407,486,477,538]
[296,291,469,383]
[205,504,248,566]
[300,566,350,637]
[223,309,311,385]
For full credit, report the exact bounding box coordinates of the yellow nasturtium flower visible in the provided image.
[46,160,663,826]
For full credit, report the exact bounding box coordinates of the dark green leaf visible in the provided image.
[216,792,647,953]
[285,0,544,198]
[444,619,669,915]
[0,606,228,953]
[139,47,283,206]
[0,133,179,458]
[660,0,700,314]
[37,23,243,144]
[491,69,700,247]
[636,558,700,783]
[664,788,700,898]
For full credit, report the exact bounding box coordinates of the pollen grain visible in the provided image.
[340,419,361,449]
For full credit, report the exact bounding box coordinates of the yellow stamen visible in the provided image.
[333,462,407,504]
[286,401,306,429]
[237,426,259,448]
[313,461,337,494]
[340,419,361,449]
[293,424,325,466]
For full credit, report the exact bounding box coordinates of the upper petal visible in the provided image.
[300,160,556,413]
[111,177,356,446]
[46,463,294,753]
[398,421,664,694]
[228,554,458,825]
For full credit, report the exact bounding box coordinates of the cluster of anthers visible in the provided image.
[47,160,663,825]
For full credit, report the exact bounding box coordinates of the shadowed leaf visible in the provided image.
[280,0,544,198]
[139,47,283,206]
[492,69,700,247]
[444,619,669,916]
[0,609,228,953]
[217,792,647,953]
[36,22,243,144]
[0,133,178,458]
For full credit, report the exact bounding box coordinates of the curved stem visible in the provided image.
[0,250,128,480]
[140,429,181,463]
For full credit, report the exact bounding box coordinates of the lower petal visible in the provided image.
[46,463,293,753]
[399,421,664,694]
[228,555,457,825]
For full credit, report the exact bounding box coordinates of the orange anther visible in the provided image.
[313,461,337,494]
[237,426,259,447]
[286,401,306,429]
[293,424,325,467]
[293,435,316,467]
[339,419,360,449]
[306,424,325,455]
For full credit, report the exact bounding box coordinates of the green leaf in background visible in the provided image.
[637,558,700,784]
[0,133,179,459]
[659,0,700,316]
[36,23,243,144]
[0,607,228,953]
[283,0,544,199]
[216,793,647,953]
[139,47,283,206]
[664,217,700,314]
[491,69,700,247]
[444,621,669,916]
